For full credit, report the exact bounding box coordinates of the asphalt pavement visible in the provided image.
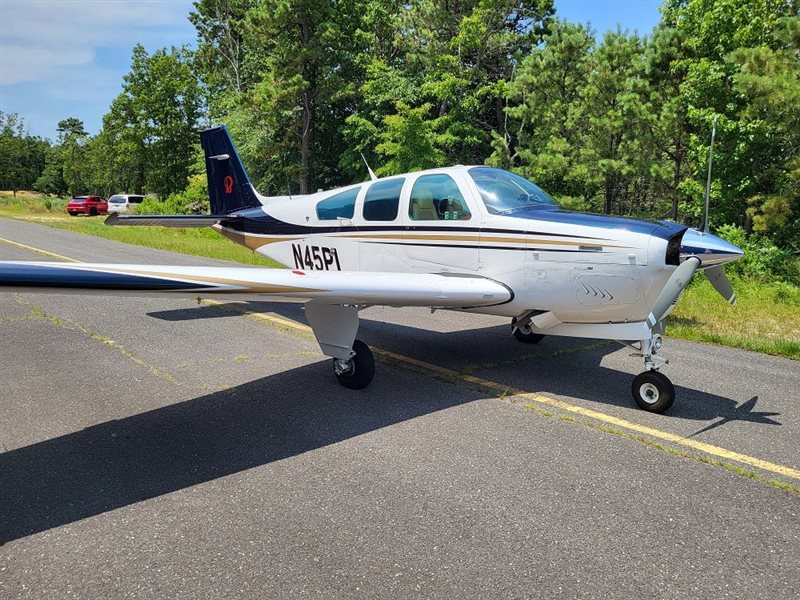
[1,216,798,599]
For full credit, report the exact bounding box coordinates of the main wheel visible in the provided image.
[89,207,98,216]
[333,339,375,389]
[631,370,675,413]
[511,318,545,344]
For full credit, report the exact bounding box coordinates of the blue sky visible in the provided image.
[0,0,663,141]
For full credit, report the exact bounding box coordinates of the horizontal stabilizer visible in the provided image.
[105,213,242,228]
[0,261,513,308]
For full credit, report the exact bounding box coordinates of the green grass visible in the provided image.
[668,276,799,359]
[2,191,797,359]
[0,191,279,267]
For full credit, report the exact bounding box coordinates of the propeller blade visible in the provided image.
[647,257,700,328]
[705,265,737,305]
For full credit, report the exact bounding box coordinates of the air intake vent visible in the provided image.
[666,231,684,266]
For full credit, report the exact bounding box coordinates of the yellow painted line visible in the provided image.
[8,240,800,482]
[0,237,79,262]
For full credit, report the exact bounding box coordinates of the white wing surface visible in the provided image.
[0,262,512,308]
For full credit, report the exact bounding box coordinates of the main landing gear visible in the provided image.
[630,333,675,413]
[332,339,375,389]
[511,317,545,344]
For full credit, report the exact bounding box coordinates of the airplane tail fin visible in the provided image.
[201,125,263,214]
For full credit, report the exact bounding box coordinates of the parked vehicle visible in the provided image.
[107,194,145,214]
[66,196,108,216]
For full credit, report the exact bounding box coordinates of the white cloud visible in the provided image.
[0,0,196,138]
[0,0,195,85]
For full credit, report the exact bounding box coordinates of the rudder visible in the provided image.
[201,125,262,214]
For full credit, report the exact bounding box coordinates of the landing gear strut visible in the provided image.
[630,333,675,413]
[511,317,545,344]
[333,339,375,389]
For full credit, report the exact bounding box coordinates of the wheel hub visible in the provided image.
[333,358,354,377]
[640,382,660,404]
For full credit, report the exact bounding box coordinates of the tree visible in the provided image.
[660,0,796,230]
[493,20,595,204]
[0,113,48,195]
[731,16,800,245]
[56,117,89,196]
[101,44,203,198]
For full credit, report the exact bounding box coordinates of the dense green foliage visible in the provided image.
[2,0,798,274]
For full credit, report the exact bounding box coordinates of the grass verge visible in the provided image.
[0,192,279,267]
[2,191,797,359]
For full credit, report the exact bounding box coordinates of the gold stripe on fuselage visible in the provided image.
[215,227,629,251]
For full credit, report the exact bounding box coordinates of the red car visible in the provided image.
[66,195,108,216]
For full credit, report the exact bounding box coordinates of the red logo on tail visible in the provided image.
[223,175,234,194]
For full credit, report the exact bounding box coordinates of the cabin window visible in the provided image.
[316,187,359,220]
[409,174,471,221]
[363,178,404,221]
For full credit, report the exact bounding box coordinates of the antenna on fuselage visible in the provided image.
[701,114,718,234]
[360,152,378,182]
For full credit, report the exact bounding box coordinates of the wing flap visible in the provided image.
[0,262,513,307]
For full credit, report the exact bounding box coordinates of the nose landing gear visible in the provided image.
[631,370,675,413]
[630,333,675,413]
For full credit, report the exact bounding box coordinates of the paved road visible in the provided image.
[1,217,798,598]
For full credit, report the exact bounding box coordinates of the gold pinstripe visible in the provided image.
[213,228,631,251]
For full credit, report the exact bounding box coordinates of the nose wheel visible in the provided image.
[333,339,375,389]
[631,370,675,413]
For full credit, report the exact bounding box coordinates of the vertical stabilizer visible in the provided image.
[201,125,262,214]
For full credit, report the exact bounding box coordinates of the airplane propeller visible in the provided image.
[647,256,700,328]
[705,265,737,305]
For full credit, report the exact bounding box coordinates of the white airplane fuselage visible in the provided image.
[213,165,692,330]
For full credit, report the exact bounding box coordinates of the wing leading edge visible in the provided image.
[0,262,513,307]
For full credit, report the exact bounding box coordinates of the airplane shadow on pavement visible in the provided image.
[0,361,486,545]
[3,302,775,544]
[149,300,781,430]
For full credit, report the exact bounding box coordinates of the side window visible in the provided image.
[363,178,404,221]
[130,196,144,204]
[409,174,471,221]
[316,187,359,220]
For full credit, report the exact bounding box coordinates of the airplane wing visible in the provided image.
[0,261,513,308]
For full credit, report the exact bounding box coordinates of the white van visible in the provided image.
[107,194,145,214]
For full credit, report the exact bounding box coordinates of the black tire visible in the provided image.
[89,207,98,216]
[333,339,375,390]
[631,370,675,413]
[511,318,545,344]
[68,211,77,216]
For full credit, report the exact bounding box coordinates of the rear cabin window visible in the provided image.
[316,187,359,220]
[363,178,404,221]
[409,174,471,221]
[130,196,144,204]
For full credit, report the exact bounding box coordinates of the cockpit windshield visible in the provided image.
[469,167,558,215]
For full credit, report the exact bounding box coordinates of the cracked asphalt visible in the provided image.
[1,217,799,599]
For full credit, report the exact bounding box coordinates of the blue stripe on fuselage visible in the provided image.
[228,206,685,241]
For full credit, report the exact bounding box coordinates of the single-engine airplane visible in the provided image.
[0,126,744,413]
